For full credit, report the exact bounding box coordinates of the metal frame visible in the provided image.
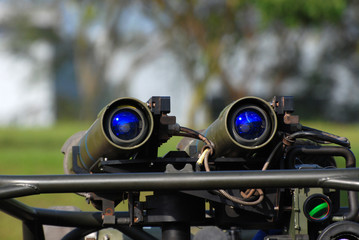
[1,168,359,239]
[1,168,359,198]
[1,146,359,239]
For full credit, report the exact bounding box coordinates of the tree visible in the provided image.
[3,0,358,124]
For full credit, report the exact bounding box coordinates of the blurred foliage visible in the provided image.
[2,0,359,124]
[7,20,60,53]
[147,0,358,124]
[254,0,346,26]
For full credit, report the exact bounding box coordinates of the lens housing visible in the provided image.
[107,106,148,147]
[230,106,270,147]
[318,221,359,240]
[303,194,332,222]
[102,99,153,150]
[181,96,278,158]
[332,233,359,240]
[226,97,277,152]
[69,97,154,172]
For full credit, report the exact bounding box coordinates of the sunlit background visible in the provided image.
[1,0,359,239]
[1,0,359,127]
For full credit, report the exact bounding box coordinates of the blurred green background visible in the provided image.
[1,0,359,239]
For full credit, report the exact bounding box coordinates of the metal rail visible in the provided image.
[0,168,359,199]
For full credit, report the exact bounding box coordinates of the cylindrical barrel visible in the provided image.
[63,97,154,173]
[183,96,277,157]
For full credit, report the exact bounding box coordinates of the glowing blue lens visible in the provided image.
[111,110,141,140]
[235,110,265,140]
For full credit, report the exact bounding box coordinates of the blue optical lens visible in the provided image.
[235,109,265,140]
[110,109,141,140]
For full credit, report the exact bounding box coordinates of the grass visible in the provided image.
[0,120,359,239]
[0,122,91,239]
[0,121,181,240]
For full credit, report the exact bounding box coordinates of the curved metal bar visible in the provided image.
[0,199,130,228]
[287,145,356,168]
[0,199,38,222]
[287,146,358,221]
[0,185,39,199]
[0,168,359,199]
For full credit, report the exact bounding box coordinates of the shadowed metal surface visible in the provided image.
[0,168,359,199]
